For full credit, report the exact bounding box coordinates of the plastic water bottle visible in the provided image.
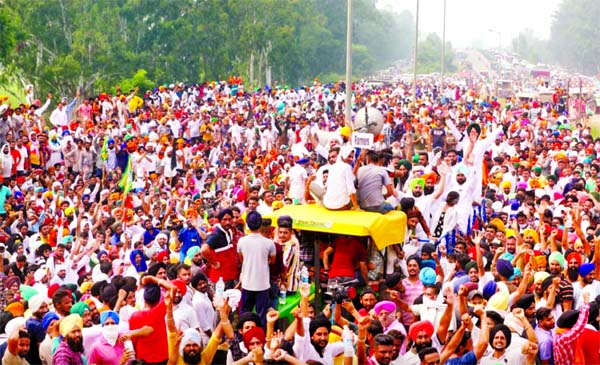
[279,284,287,305]
[215,277,225,305]
[124,340,135,359]
[342,325,354,357]
[300,266,309,284]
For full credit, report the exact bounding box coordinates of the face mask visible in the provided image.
[102,324,119,346]
[447,262,456,272]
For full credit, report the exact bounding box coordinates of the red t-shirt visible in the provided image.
[329,237,366,279]
[129,300,168,363]
[581,326,600,365]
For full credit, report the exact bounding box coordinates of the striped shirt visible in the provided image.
[282,236,301,292]
[553,302,589,365]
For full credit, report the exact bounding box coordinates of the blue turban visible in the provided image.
[579,263,595,277]
[96,250,108,261]
[453,275,470,294]
[496,259,514,279]
[42,312,60,331]
[130,250,147,273]
[482,280,498,301]
[100,310,120,326]
[509,267,522,281]
[420,259,436,271]
[419,268,437,286]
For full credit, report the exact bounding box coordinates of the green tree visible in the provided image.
[3,0,417,99]
[550,0,600,75]
[511,29,549,64]
[416,33,456,74]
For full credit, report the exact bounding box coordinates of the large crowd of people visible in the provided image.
[0,74,597,365]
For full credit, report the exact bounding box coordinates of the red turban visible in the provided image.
[171,279,187,296]
[243,326,266,349]
[156,250,169,263]
[566,252,582,266]
[408,320,434,341]
[47,283,60,299]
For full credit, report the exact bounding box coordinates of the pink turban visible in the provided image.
[373,300,396,314]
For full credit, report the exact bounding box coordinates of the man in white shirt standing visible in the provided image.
[49,91,79,130]
[285,157,308,204]
[191,272,215,345]
[237,211,276,326]
[323,145,359,210]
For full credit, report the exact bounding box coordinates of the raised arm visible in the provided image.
[440,313,469,363]
[473,308,489,360]
[356,316,370,365]
[473,231,486,277]
[513,307,537,343]
[571,208,591,257]
[296,283,311,337]
[546,277,561,309]
[436,287,455,345]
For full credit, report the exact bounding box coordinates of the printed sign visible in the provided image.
[351,132,373,149]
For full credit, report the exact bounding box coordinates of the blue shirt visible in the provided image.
[445,351,477,365]
[144,227,161,245]
[26,316,45,364]
[178,226,202,261]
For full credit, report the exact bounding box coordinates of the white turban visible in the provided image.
[28,294,47,313]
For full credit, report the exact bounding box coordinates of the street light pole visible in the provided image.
[412,0,420,104]
[440,0,446,94]
[344,0,353,130]
[488,29,501,50]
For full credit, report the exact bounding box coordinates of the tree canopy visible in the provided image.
[1,0,414,97]
[416,33,456,74]
[549,0,600,75]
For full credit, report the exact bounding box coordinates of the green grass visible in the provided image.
[588,115,600,139]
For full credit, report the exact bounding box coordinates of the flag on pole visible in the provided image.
[100,136,109,161]
[170,137,177,171]
[119,155,133,195]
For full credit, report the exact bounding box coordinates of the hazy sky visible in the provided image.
[377,0,562,48]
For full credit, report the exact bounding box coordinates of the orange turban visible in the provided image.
[5,302,24,317]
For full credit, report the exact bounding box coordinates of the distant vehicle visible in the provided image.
[531,69,551,78]
[495,79,513,98]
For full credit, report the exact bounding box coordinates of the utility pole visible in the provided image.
[440,0,446,94]
[344,0,353,130]
[412,0,420,105]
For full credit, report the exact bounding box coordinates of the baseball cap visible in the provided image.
[468,290,483,301]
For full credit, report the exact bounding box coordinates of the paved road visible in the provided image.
[463,49,494,76]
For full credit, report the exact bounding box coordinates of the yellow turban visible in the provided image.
[489,218,505,233]
[486,291,509,311]
[490,172,503,186]
[60,314,83,337]
[501,181,512,189]
[534,271,550,284]
[532,255,547,268]
[80,282,93,294]
[505,228,516,239]
[523,228,539,242]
